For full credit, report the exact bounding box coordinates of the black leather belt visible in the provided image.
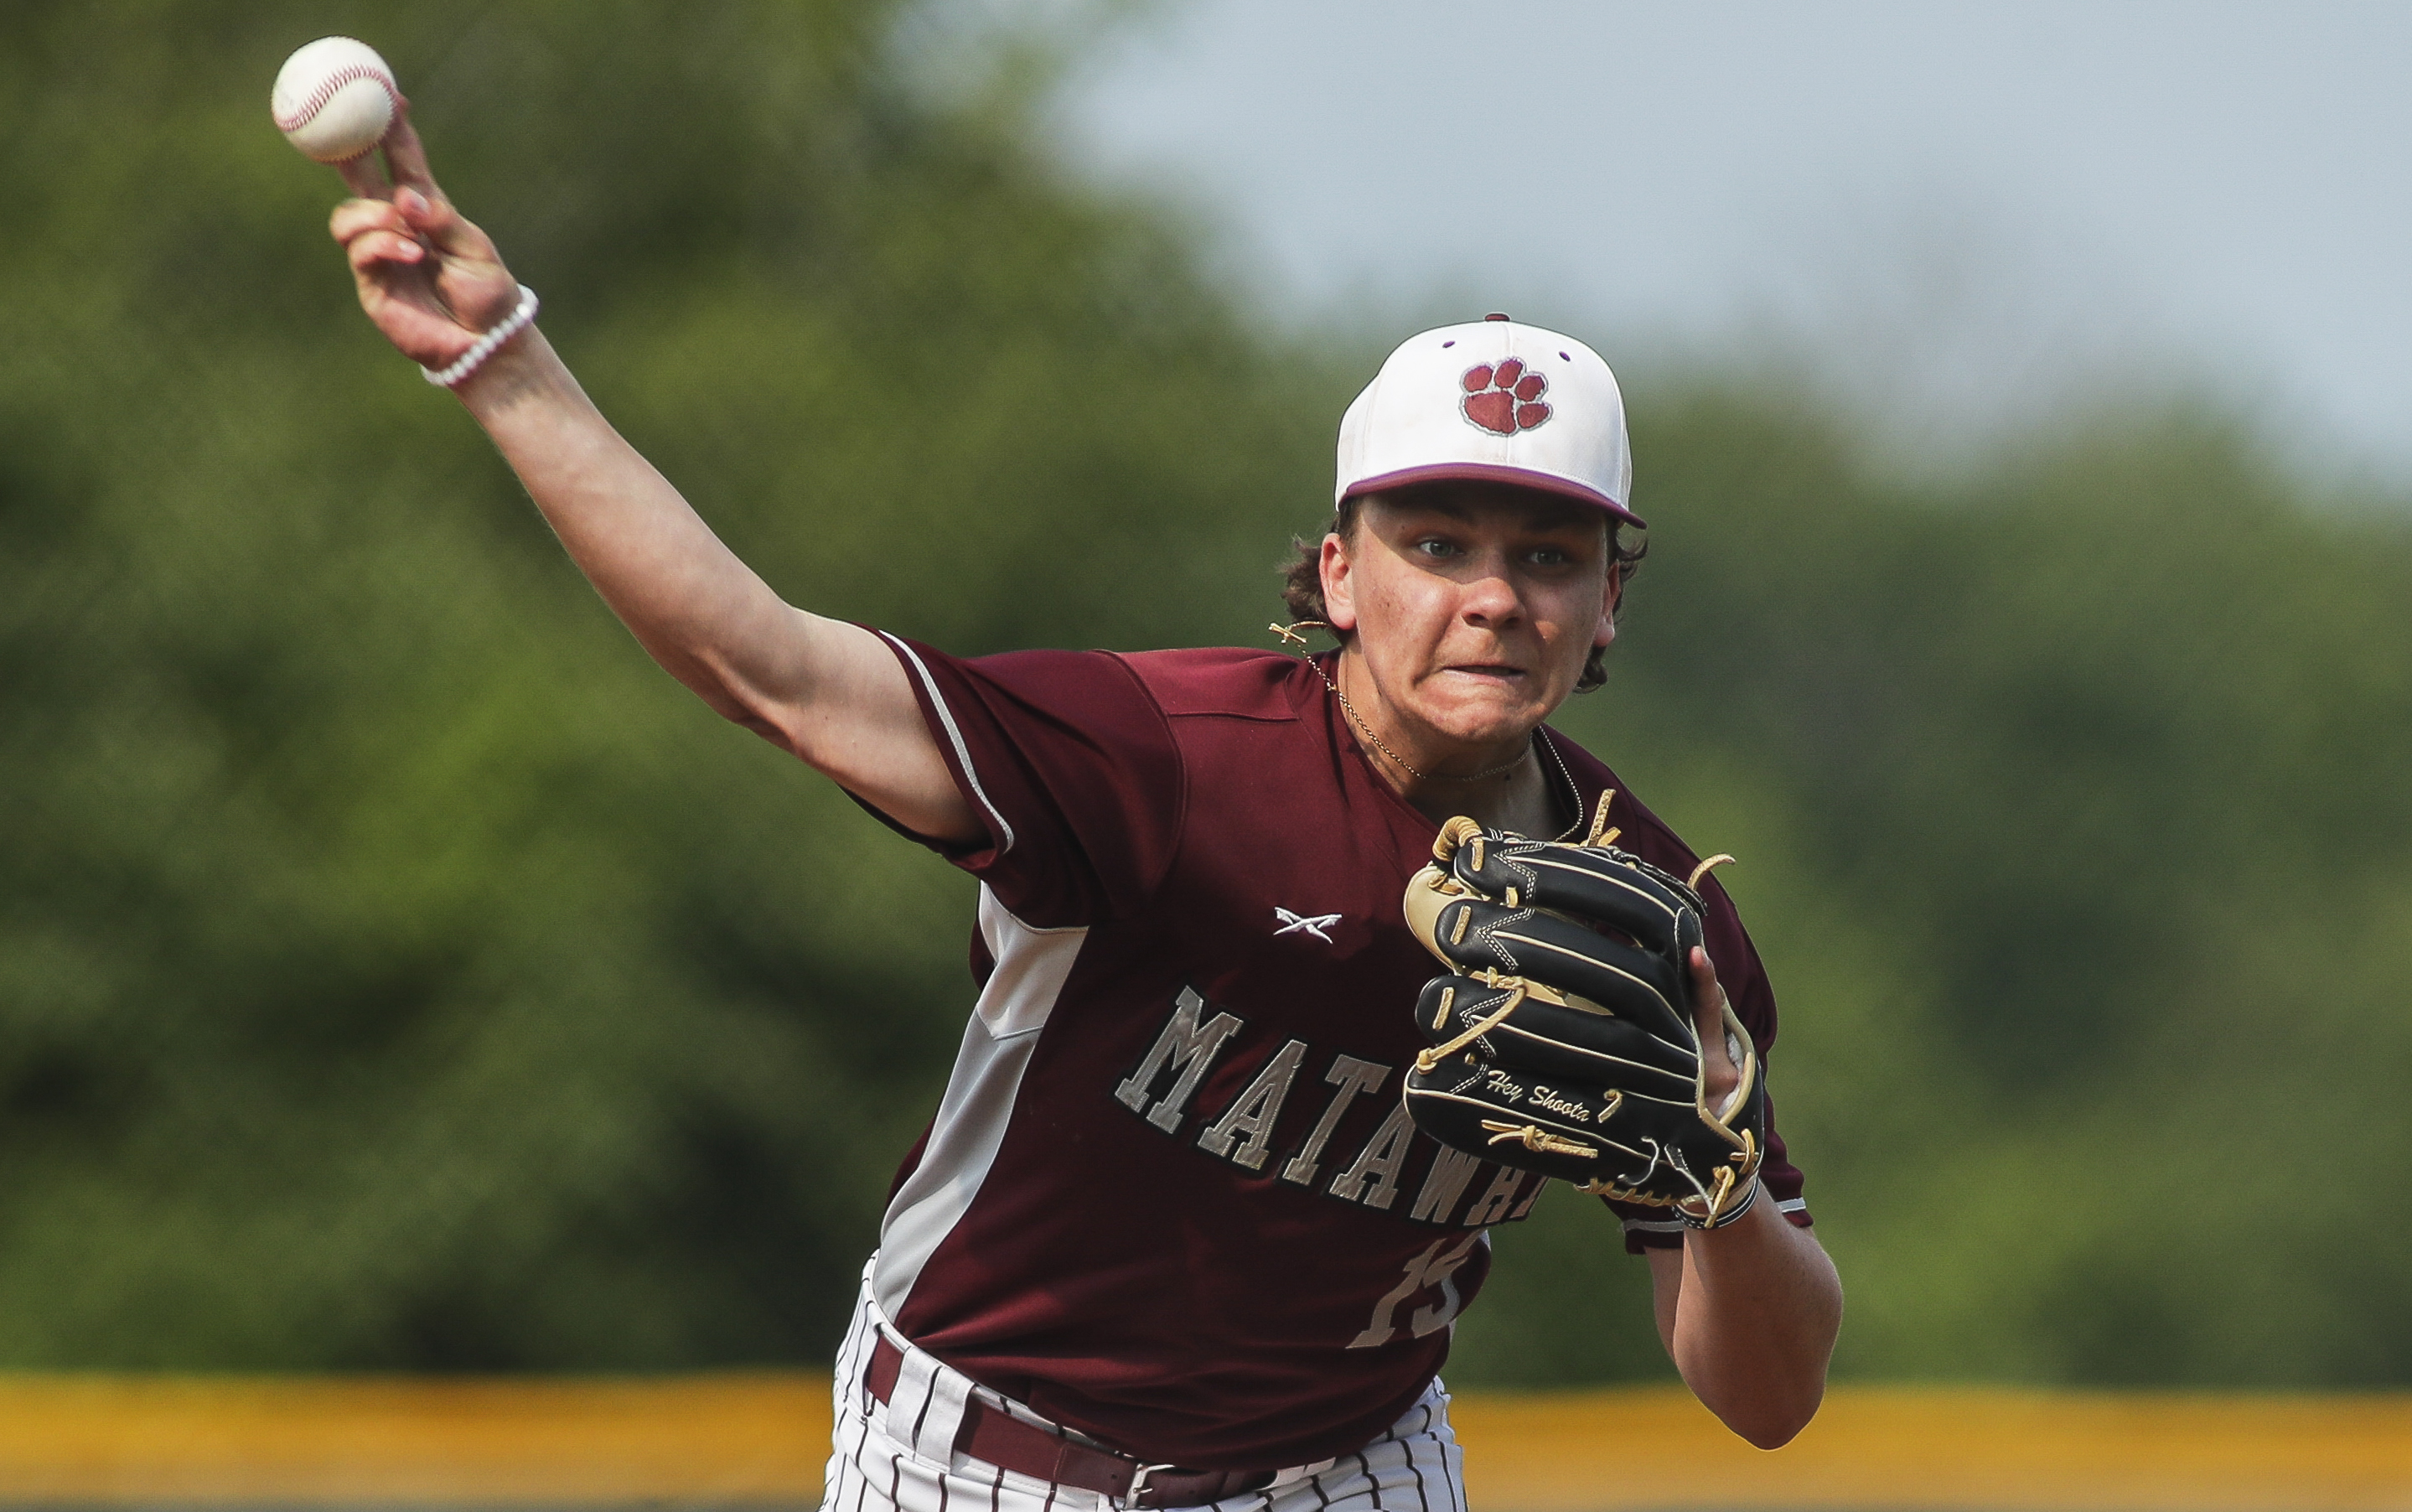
[866,1334,1279,1509]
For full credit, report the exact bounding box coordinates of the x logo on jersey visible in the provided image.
[1273,907,1343,944]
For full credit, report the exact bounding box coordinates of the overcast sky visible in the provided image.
[1046,2,2412,477]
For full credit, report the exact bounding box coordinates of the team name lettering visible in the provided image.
[1113,986,1245,1133]
[1115,989,1540,1228]
[1328,1102,1415,1210]
[1194,1038,1307,1171]
[1407,1145,1483,1223]
[1507,1177,1545,1221]
[1281,1055,1387,1188]
[1460,1163,1527,1226]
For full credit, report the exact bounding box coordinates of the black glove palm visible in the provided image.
[1400,812,1765,1229]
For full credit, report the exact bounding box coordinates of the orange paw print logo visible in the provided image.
[1460,358,1551,435]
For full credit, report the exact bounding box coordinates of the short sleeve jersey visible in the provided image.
[862,636,1810,1472]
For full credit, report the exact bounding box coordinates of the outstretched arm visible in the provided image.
[325,111,978,845]
[1644,948,1844,1449]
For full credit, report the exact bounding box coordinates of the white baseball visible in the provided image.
[272,37,398,164]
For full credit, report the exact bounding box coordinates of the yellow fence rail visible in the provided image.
[0,1375,2407,1509]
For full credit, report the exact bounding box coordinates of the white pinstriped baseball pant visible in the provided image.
[821,1261,1467,1512]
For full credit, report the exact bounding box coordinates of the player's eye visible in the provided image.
[1414,537,1462,559]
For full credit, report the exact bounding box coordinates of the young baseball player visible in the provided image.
[327,111,1841,1512]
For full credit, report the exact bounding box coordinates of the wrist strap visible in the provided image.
[1680,1172,1761,1231]
[422,284,540,388]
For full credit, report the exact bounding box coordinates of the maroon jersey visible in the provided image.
[862,638,1809,1471]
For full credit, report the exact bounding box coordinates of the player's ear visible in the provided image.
[1320,531,1360,634]
[1594,561,1621,650]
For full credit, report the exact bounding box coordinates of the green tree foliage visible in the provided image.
[1455,397,2412,1388]
[1,0,1334,1368]
[6,0,2411,1385]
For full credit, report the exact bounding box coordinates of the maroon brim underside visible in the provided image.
[1341,463,1646,530]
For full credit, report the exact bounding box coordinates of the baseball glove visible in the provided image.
[1400,800,1766,1230]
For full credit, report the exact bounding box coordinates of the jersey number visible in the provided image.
[1347,1232,1483,1349]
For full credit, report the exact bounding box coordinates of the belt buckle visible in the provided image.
[1124,1463,1178,1508]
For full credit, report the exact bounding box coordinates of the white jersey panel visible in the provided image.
[875,887,1087,1317]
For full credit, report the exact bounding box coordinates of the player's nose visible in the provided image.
[1456,561,1525,629]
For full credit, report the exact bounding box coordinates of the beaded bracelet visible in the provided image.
[421,284,541,388]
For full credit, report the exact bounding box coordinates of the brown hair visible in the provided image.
[1276,493,1646,695]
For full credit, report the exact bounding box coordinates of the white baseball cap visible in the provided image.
[1334,314,1640,527]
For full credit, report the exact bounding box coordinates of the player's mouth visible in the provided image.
[1440,662,1529,686]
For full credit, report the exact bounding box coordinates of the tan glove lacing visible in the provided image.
[1414,977,1528,1075]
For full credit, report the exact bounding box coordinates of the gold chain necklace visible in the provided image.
[1307,655,1531,784]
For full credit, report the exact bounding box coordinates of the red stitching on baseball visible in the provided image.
[273,63,398,134]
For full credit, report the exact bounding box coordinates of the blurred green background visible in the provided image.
[7,0,2410,1388]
